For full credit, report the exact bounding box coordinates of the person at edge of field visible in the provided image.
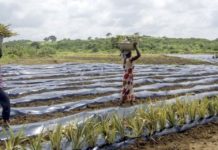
[120,42,141,106]
[0,36,11,127]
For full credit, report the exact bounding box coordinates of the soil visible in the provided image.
[121,121,218,150]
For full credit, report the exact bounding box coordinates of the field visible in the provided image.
[0,54,218,149]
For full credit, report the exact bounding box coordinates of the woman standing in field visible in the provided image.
[120,42,141,105]
[0,36,10,126]
[0,24,15,126]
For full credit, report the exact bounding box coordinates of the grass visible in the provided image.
[1,97,218,149]
[0,52,208,65]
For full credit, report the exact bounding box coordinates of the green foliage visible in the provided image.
[136,106,158,136]
[126,115,145,138]
[187,101,198,122]
[174,100,187,126]
[197,100,209,120]
[99,116,117,144]
[3,128,26,150]
[0,24,16,38]
[48,125,63,150]
[28,133,44,150]
[63,123,85,150]
[112,114,126,139]
[166,104,177,127]
[1,97,218,149]
[83,118,100,148]
[157,107,167,131]
[2,35,218,59]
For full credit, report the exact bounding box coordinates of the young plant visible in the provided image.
[112,114,126,140]
[83,118,100,148]
[126,115,145,138]
[3,128,26,150]
[207,99,217,117]
[214,98,218,115]
[166,105,177,128]
[157,107,167,131]
[187,101,198,122]
[197,99,208,120]
[48,125,63,150]
[99,116,117,144]
[140,107,158,136]
[63,123,85,149]
[174,101,187,126]
[28,132,44,150]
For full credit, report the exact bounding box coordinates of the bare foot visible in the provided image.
[130,101,134,105]
[119,101,124,106]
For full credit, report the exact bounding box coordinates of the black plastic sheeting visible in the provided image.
[24,112,218,150]
[7,79,218,105]
[6,90,218,117]
[1,63,218,142]
[1,91,218,141]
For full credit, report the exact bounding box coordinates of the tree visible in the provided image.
[111,37,118,49]
[134,32,140,36]
[88,37,92,40]
[106,33,112,38]
[43,37,49,41]
[48,35,57,42]
[31,42,40,49]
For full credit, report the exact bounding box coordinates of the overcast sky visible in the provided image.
[0,0,218,41]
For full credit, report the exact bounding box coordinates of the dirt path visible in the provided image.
[122,121,218,150]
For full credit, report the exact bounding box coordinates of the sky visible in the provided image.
[0,0,218,41]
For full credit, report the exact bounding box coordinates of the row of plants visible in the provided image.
[1,97,218,150]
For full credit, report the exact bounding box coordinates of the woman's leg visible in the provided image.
[120,95,127,106]
[0,88,10,122]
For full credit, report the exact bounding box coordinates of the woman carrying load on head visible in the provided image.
[120,42,141,105]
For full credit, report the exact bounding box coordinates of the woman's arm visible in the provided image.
[123,58,126,69]
[131,42,141,62]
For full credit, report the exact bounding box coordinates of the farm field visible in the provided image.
[1,0,218,149]
[0,59,218,149]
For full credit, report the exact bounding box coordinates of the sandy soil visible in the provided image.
[121,121,218,150]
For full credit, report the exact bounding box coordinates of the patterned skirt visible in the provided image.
[121,68,135,102]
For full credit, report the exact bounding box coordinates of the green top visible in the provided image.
[0,24,16,38]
